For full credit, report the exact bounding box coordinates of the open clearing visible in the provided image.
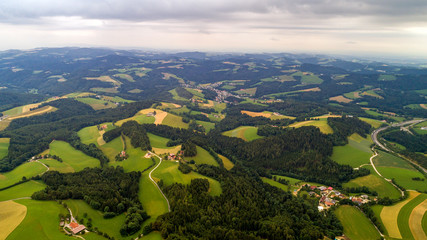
[0,162,46,189]
[99,136,123,161]
[262,177,289,192]
[360,117,386,128]
[343,166,401,199]
[39,159,74,173]
[331,133,372,168]
[380,191,420,239]
[78,125,100,145]
[0,138,10,160]
[7,106,57,120]
[148,133,170,148]
[115,108,163,126]
[76,97,116,110]
[161,113,188,129]
[152,160,222,196]
[49,141,100,171]
[219,154,234,170]
[86,75,121,87]
[222,126,263,141]
[0,180,46,201]
[335,205,380,240]
[329,95,353,103]
[109,137,152,171]
[241,110,295,120]
[8,199,70,240]
[186,146,219,167]
[378,167,427,192]
[409,199,427,240]
[374,150,415,170]
[288,118,334,134]
[0,201,27,240]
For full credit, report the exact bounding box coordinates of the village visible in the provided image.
[294,183,373,211]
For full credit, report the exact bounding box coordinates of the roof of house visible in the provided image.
[71,225,86,234]
[69,222,79,228]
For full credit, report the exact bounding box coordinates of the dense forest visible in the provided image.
[103,120,151,151]
[32,167,148,236]
[152,165,343,239]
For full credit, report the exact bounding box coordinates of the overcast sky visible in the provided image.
[1,0,427,57]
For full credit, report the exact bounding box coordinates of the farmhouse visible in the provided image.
[67,222,86,234]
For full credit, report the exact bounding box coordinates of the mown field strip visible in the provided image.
[409,199,427,240]
[0,200,27,240]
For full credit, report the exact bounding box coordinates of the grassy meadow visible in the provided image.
[0,180,46,201]
[0,161,46,188]
[261,177,290,192]
[100,136,123,161]
[0,201,27,240]
[49,141,100,171]
[76,97,116,110]
[39,159,74,173]
[331,133,372,168]
[77,125,100,145]
[186,146,219,167]
[109,137,152,171]
[222,126,263,141]
[289,118,334,134]
[397,193,427,240]
[335,205,380,240]
[7,199,70,240]
[162,113,189,129]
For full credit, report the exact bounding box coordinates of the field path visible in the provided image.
[380,191,420,239]
[409,199,427,240]
[35,160,49,175]
[148,151,171,212]
[369,150,404,197]
[97,130,106,146]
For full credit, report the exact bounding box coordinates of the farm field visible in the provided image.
[359,117,386,128]
[169,89,189,101]
[329,95,353,103]
[115,108,159,126]
[222,126,263,141]
[288,118,333,134]
[343,166,401,199]
[377,167,427,192]
[7,105,57,120]
[335,205,380,240]
[148,133,170,148]
[161,113,189,129]
[219,154,234,170]
[331,133,372,168]
[49,141,100,172]
[76,97,116,110]
[78,125,100,145]
[0,138,10,159]
[0,161,46,188]
[273,175,303,186]
[241,110,295,120]
[374,150,415,170]
[99,136,123,161]
[65,200,136,240]
[0,201,27,240]
[380,191,420,239]
[186,146,219,167]
[0,180,46,201]
[196,120,215,132]
[113,73,134,82]
[39,159,74,173]
[398,193,427,240]
[291,71,323,84]
[109,137,152,172]
[412,120,427,135]
[261,177,289,192]
[152,160,222,196]
[7,199,70,240]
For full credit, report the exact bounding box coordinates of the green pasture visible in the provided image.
[169,89,189,101]
[113,73,134,82]
[273,175,302,186]
[39,159,74,173]
[415,89,427,95]
[291,71,323,84]
[152,160,222,196]
[196,120,215,132]
[8,199,70,240]
[343,167,401,199]
[100,136,123,161]
[0,180,46,201]
[0,138,9,159]
[141,232,163,240]
[148,133,170,148]
[76,97,116,110]
[374,151,415,170]
[377,167,427,192]
[261,177,290,192]
[289,118,334,134]
[335,205,380,240]
[234,87,257,96]
[185,88,204,98]
[65,200,135,240]
[49,141,99,172]
[331,133,372,168]
[412,120,427,135]
[222,126,263,141]
[397,193,427,240]
[162,113,189,129]
[0,162,46,188]
[77,125,100,145]
[186,146,219,167]
[3,106,24,116]
[360,117,386,128]
[109,137,152,172]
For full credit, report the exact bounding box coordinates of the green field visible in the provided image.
[169,89,189,101]
[162,113,189,129]
[77,125,100,145]
[273,175,302,186]
[378,74,397,81]
[335,205,381,240]
[0,162,46,188]
[0,180,46,201]
[39,159,74,173]
[152,160,222,196]
[113,73,135,82]
[397,193,427,240]
[377,167,427,191]
[0,138,10,160]
[7,199,70,240]
[3,106,24,116]
[261,177,290,192]
[343,166,401,199]
[222,126,263,141]
[147,133,171,148]
[185,88,204,98]
[109,137,152,171]
[76,97,116,110]
[422,212,427,235]
[374,151,415,170]
[100,136,123,161]
[343,91,361,99]
[331,133,372,168]
[412,120,427,135]
[186,146,219,167]
[65,200,135,240]
[196,120,215,132]
[289,118,334,134]
[360,117,386,128]
[49,141,100,171]
[291,71,323,84]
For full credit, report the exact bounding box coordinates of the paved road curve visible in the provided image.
[148,151,171,212]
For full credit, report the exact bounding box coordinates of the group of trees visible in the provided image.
[181,140,197,157]
[103,120,151,151]
[327,116,372,145]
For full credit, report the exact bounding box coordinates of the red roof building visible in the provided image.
[68,222,86,235]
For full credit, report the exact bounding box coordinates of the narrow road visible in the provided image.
[35,160,49,175]
[148,151,171,212]
[369,149,404,197]
[0,197,31,202]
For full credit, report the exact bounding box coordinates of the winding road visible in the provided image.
[147,151,171,212]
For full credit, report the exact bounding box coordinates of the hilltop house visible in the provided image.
[67,222,86,234]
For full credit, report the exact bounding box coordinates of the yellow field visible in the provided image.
[289,119,334,134]
[241,110,271,118]
[8,106,57,120]
[380,191,420,239]
[0,201,27,239]
[420,104,427,110]
[154,111,168,125]
[86,75,121,86]
[97,130,106,146]
[409,199,427,240]
[329,95,353,103]
[300,87,321,92]
[116,108,165,126]
[219,154,234,170]
[202,100,215,108]
[152,145,181,155]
